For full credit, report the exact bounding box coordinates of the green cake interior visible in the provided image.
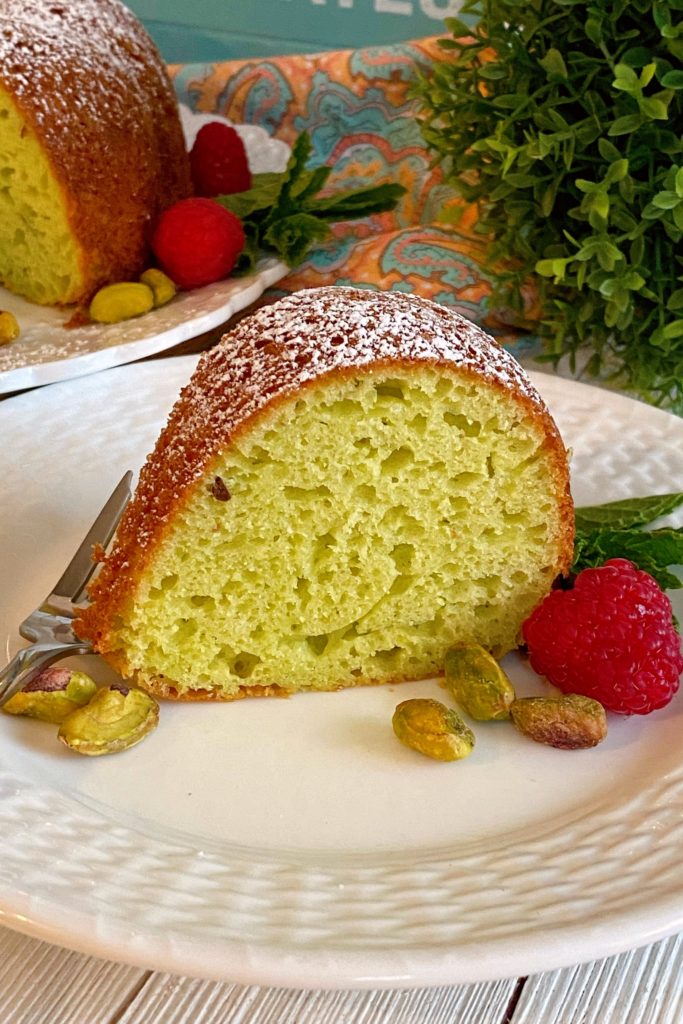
[0,86,83,305]
[113,366,565,697]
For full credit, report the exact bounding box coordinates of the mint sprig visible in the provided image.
[573,492,683,589]
[216,132,405,273]
[575,492,683,532]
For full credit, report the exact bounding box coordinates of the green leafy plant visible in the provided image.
[217,132,405,272]
[573,492,683,588]
[416,0,683,410]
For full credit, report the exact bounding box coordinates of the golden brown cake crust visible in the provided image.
[120,670,439,703]
[0,0,192,304]
[76,287,574,668]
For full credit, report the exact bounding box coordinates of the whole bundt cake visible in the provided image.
[76,287,575,700]
[0,0,192,306]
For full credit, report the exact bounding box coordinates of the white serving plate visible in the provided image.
[0,360,681,989]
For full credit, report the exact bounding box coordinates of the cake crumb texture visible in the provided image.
[76,287,574,699]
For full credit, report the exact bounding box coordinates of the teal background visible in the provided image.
[126,0,459,61]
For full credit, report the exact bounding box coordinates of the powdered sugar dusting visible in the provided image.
[184,287,544,457]
[221,285,537,395]
[155,287,549,517]
[0,0,167,141]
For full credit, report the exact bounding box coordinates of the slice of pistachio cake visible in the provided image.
[76,287,574,700]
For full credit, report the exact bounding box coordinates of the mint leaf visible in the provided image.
[263,214,331,266]
[572,526,683,590]
[283,132,314,190]
[272,133,334,217]
[216,173,284,220]
[571,493,683,589]
[289,165,331,206]
[306,183,407,221]
[575,492,683,531]
[233,234,262,275]
[214,130,405,269]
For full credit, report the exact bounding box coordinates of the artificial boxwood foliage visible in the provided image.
[417,0,683,410]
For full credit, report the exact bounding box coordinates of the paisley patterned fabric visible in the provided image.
[171,39,540,357]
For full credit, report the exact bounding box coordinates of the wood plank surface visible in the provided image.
[115,975,519,1024]
[2,923,682,1024]
[0,928,147,1023]
[512,935,683,1024]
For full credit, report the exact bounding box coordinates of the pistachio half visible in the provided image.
[392,697,475,762]
[139,268,177,307]
[58,683,159,756]
[444,642,516,720]
[89,282,154,324]
[510,693,607,749]
[0,310,20,345]
[3,667,97,724]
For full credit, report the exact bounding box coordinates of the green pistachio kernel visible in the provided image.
[89,282,155,324]
[3,667,98,724]
[510,694,608,749]
[392,697,475,762]
[0,310,20,345]
[139,268,177,307]
[444,642,516,721]
[58,683,159,756]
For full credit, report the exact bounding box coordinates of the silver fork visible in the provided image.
[0,471,133,705]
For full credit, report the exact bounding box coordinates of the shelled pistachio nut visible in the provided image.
[3,667,97,724]
[58,683,159,756]
[444,642,516,720]
[140,268,176,307]
[392,697,475,762]
[89,282,154,324]
[510,693,607,749]
[0,310,20,345]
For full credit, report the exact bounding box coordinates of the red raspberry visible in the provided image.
[190,122,252,197]
[151,198,245,290]
[522,559,683,715]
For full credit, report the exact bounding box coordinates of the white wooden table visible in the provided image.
[1,925,681,1023]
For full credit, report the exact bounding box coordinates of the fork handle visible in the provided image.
[0,641,92,705]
